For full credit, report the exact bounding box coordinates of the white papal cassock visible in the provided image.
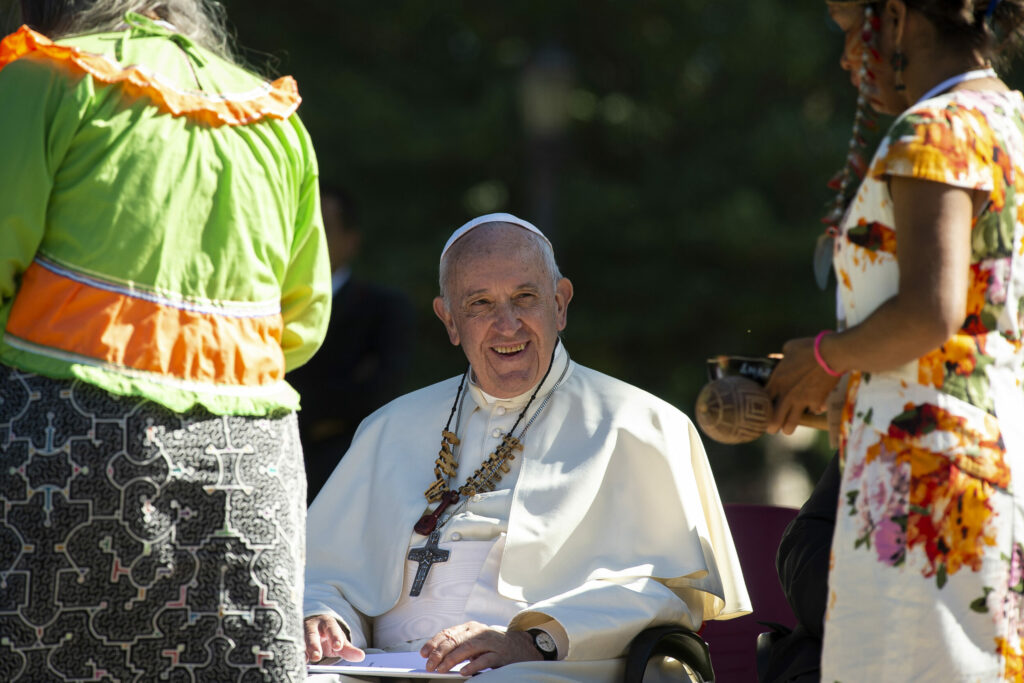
[304,344,750,681]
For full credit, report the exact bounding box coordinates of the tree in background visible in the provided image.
[7,0,1015,500]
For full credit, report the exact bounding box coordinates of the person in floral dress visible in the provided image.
[765,0,1024,679]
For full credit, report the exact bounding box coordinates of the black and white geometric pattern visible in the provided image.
[0,365,306,681]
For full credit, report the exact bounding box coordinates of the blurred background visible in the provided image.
[8,0,1019,505]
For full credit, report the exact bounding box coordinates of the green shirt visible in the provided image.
[0,14,331,415]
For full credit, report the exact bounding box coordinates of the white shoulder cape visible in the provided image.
[305,358,750,622]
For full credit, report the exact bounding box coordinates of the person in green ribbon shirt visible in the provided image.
[0,2,330,680]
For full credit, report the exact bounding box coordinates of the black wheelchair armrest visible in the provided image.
[624,626,714,682]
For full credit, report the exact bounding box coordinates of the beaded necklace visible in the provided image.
[816,3,1000,289]
[413,342,566,536]
[816,4,880,289]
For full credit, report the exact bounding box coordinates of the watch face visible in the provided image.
[533,631,556,653]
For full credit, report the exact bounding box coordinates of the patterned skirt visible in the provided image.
[0,365,307,682]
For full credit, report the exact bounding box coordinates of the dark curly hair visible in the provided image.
[902,0,1024,67]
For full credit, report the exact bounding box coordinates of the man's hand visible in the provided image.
[420,621,542,676]
[304,615,365,664]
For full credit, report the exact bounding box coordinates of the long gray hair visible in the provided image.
[20,0,234,59]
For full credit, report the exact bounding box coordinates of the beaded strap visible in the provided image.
[424,342,561,504]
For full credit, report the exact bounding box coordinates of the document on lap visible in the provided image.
[307,651,469,678]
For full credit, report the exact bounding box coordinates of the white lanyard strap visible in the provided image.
[916,68,998,104]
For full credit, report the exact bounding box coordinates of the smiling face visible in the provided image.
[433,223,573,398]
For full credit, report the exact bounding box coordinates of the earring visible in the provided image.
[890,50,908,91]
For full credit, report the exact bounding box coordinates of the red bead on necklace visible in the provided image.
[414,490,460,536]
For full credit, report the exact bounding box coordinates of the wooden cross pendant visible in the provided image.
[407,530,450,597]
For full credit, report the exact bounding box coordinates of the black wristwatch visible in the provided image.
[528,628,558,660]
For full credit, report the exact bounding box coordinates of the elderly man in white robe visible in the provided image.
[303,214,750,682]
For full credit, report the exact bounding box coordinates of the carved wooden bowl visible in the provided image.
[695,375,773,445]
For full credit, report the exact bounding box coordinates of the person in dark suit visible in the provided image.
[288,187,415,504]
[758,453,839,683]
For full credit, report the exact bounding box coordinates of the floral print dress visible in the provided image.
[823,89,1024,681]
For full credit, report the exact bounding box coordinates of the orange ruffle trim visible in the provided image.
[0,25,300,127]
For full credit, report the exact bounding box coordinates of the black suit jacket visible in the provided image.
[760,453,840,683]
[288,277,415,504]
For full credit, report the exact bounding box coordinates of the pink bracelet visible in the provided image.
[813,330,843,377]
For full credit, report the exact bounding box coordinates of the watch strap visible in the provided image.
[527,628,558,660]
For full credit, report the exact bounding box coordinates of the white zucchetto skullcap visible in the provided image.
[440,212,551,263]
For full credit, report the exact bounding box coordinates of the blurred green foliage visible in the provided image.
[213,0,863,501]
[6,0,1023,501]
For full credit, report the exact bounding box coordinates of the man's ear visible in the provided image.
[554,278,573,331]
[433,296,460,346]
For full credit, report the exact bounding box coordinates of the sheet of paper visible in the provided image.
[307,651,467,678]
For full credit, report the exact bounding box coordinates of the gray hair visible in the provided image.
[20,0,234,61]
[438,222,563,308]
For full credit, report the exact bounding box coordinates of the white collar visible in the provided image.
[916,67,998,104]
[331,267,351,296]
[469,341,568,410]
